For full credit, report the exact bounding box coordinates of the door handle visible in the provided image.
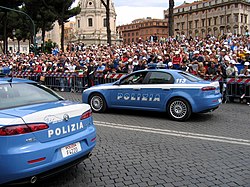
[162,88,171,91]
[133,88,141,91]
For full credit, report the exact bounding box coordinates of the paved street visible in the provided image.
[33,92,250,187]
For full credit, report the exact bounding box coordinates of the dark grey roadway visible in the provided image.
[32,92,250,187]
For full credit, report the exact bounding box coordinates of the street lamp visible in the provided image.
[0,5,36,54]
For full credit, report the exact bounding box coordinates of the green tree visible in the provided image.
[44,39,56,53]
[0,0,24,53]
[100,0,111,45]
[5,10,31,52]
[24,0,56,52]
[42,0,80,51]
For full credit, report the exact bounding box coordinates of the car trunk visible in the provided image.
[0,101,91,143]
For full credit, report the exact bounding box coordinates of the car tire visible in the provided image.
[89,93,107,112]
[228,96,234,103]
[167,98,192,121]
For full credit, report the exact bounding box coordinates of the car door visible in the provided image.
[109,71,148,109]
[139,71,174,110]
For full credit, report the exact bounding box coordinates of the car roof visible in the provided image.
[136,69,183,73]
[0,77,35,84]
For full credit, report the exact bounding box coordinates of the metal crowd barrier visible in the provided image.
[226,77,250,100]
[8,72,250,101]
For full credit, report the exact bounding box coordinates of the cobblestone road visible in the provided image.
[29,92,250,187]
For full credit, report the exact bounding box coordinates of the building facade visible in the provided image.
[117,18,168,44]
[164,0,250,38]
[64,21,76,44]
[74,0,121,45]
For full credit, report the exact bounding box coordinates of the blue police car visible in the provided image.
[0,77,96,185]
[82,69,222,121]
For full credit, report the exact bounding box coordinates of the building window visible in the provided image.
[234,14,238,23]
[220,16,224,24]
[132,38,134,42]
[208,18,211,26]
[181,22,184,30]
[88,18,93,27]
[189,21,192,29]
[136,32,139,36]
[77,20,80,28]
[195,20,199,28]
[128,33,130,37]
[132,32,134,36]
[124,33,126,37]
[245,15,248,24]
[227,15,230,24]
[214,17,217,25]
[235,4,238,8]
[103,18,107,27]
[177,23,180,30]
[241,14,243,23]
[202,19,205,27]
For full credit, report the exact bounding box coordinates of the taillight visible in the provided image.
[80,110,92,120]
[0,123,49,136]
[201,86,216,91]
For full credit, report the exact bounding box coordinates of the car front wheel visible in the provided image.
[167,98,191,121]
[89,94,107,112]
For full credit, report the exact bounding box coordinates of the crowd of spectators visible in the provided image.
[1,34,250,79]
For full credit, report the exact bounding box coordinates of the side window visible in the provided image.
[120,72,147,85]
[147,72,174,84]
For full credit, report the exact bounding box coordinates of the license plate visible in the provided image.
[61,142,82,158]
[218,98,222,103]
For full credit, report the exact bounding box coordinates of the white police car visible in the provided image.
[82,69,222,121]
[0,77,96,185]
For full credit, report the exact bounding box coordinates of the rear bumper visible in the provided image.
[192,95,222,113]
[198,106,219,113]
[0,126,96,185]
[4,152,92,185]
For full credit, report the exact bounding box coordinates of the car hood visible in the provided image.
[85,82,115,90]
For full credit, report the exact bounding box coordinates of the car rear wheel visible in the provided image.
[167,98,191,121]
[89,94,107,112]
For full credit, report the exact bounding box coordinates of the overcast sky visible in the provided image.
[73,0,194,25]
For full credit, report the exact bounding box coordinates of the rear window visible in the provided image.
[178,72,203,82]
[147,72,174,84]
[0,83,63,110]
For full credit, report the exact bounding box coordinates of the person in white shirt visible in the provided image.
[226,60,238,77]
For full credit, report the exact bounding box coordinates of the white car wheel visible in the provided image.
[167,98,191,121]
[89,94,107,112]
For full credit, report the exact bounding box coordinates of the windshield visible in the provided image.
[0,83,64,110]
[178,72,203,82]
